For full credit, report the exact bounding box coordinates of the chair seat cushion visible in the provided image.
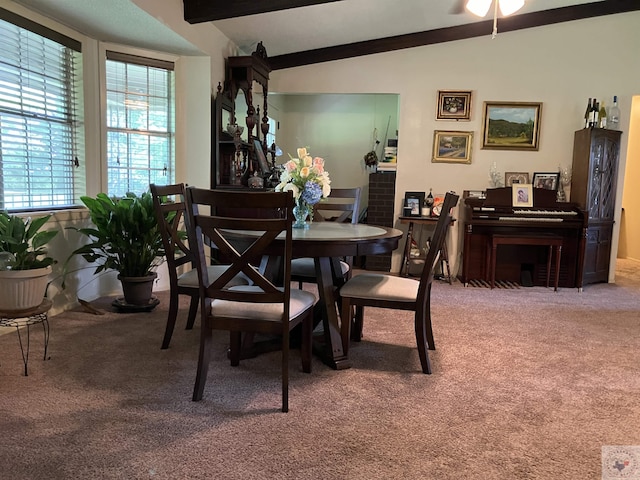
[291,257,350,278]
[211,285,316,322]
[340,273,419,302]
[177,265,249,288]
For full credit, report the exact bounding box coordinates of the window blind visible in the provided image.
[0,10,81,210]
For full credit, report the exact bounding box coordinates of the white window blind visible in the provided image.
[105,51,175,197]
[0,8,81,211]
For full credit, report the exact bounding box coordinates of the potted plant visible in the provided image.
[67,191,166,308]
[0,212,59,311]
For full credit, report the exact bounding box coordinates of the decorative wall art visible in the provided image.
[482,102,542,151]
[436,90,472,120]
[432,130,473,164]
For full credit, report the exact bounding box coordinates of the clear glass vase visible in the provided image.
[293,199,311,229]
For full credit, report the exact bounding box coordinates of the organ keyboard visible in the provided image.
[460,187,587,289]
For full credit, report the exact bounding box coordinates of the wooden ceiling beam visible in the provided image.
[270,1,640,70]
[183,0,344,23]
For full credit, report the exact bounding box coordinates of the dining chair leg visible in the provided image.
[161,291,180,349]
[229,331,242,366]
[185,295,199,330]
[301,313,313,373]
[425,285,436,350]
[282,331,290,413]
[192,328,213,401]
[414,312,432,374]
[350,305,364,342]
[340,297,353,355]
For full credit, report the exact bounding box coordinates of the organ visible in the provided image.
[460,187,587,289]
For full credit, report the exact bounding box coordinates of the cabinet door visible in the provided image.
[587,131,619,221]
[582,224,613,284]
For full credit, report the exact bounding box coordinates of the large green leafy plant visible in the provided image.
[0,212,58,270]
[69,192,166,277]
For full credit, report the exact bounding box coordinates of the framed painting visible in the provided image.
[481,102,542,151]
[512,184,533,208]
[436,90,472,120]
[532,172,560,192]
[432,130,473,164]
[505,172,530,186]
[403,191,425,217]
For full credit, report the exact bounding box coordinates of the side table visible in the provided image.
[399,216,455,282]
[0,299,52,376]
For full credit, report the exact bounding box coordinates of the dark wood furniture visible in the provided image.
[489,234,563,291]
[229,222,403,370]
[460,187,586,289]
[184,188,315,412]
[570,128,622,287]
[339,192,459,374]
[211,43,275,190]
[365,171,396,272]
[399,215,455,282]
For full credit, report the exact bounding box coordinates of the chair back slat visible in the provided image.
[313,187,361,224]
[417,192,459,299]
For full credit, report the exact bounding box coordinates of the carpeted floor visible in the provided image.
[1,259,639,479]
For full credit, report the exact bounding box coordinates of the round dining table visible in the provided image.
[237,222,403,369]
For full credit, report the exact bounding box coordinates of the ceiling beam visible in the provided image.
[183,0,344,23]
[270,0,640,70]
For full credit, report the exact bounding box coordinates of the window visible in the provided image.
[0,8,82,211]
[105,51,175,197]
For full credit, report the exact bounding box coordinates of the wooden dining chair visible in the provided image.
[339,191,459,374]
[291,187,362,288]
[184,187,316,412]
[150,183,249,350]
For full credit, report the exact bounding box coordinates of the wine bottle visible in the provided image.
[583,98,591,129]
[609,95,620,130]
[599,101,607,129]
[591,99,599,128]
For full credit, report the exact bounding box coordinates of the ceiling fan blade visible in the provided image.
[449,0,466,14]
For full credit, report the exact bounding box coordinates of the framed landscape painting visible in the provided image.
[432,130,473,164]
[482,102,542,151]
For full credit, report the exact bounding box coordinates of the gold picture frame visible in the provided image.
[482,101,542,151]
[512,184,533,207]
[436,90,472,120]
[432,130,473,164]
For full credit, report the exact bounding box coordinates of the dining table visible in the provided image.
[231,222,403,370]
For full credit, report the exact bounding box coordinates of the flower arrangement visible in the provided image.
[275,147,331,227]
[275,147,331,205]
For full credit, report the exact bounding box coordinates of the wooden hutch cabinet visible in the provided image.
[211,43,274,189]
[570,128,622,286]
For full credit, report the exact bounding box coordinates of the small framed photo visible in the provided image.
[505,172,530,186]
[532,172,560,192]
[436,90,472,120]
[432,130,473,164]
[481,101,542,151]
[512,184,533,208]
[403,191,425,217]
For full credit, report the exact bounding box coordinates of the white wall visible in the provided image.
[270,13,640,276]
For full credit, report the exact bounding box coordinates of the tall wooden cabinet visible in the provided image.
[570,128,622,286]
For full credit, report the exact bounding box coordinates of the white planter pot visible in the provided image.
[0,266,52,312]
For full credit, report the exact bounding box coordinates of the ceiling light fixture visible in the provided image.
[465,0,525,38]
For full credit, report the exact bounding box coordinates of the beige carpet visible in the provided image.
[1,259,639,479]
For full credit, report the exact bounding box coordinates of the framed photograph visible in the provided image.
[512,184,533,208]
[253,138,271,173]
[505,172,530,186]
[432,130,473,164]
[436,90,472,120]
[481,102,542,151]
[404,191,425,217]
[532,172,560,192]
